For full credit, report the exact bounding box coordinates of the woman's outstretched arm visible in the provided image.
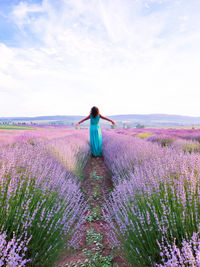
[100,114,115,125]
[76,114,90,126]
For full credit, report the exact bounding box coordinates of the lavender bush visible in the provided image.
[46,131,90,180]
[0,231,31,266]
[156,232,200,266]
[147,134,175,147]
[172,139,200,154]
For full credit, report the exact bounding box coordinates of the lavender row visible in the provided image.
[114,128,200,153]
[102,130,200,266]
[115,128,200,141]
[0,129,90,266]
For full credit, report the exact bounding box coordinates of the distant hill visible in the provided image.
[0,115,83,121]
[0,114,200,127]
[110,114,200,126]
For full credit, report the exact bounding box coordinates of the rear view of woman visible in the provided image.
[76,106,115,157]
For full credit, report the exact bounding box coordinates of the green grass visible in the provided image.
[81,229,113,267]
[87,206,102,222]
[90,171,103,181]
[0,124,36,130]
[136,132,153,139]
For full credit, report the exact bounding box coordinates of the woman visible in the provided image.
[76,107,115,157]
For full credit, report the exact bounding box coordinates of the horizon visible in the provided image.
[1,112,200,119]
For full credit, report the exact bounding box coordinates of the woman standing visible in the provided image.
[76,106,115,157]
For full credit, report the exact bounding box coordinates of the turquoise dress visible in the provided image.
[90,114,102,156]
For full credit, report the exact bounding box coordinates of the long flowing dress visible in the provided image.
[90,114,102,156]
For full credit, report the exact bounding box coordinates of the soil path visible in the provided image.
[55,155,127,267]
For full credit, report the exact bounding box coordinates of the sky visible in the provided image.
[0,0,200,117]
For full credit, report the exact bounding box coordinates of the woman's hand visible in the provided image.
[112,121,116,125]
[76,122,80,127]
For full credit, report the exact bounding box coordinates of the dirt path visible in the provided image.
[56,155,127,267]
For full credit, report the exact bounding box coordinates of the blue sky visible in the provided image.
[0,0,200,117]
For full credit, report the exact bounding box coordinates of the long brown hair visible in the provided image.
[90,106,99,118]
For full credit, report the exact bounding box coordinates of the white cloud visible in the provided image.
[0,0,200,116]
[11,1,44,28]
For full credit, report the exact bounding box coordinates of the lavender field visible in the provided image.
[1,126,200,266]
